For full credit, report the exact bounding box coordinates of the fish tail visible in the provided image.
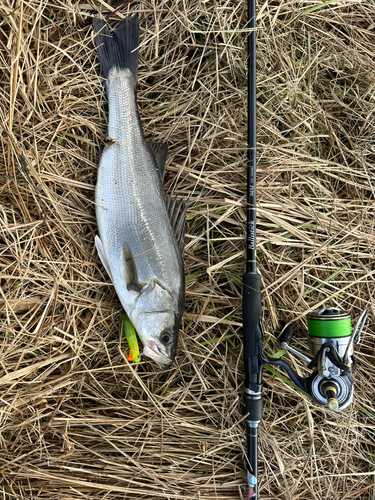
[93,16,139,83]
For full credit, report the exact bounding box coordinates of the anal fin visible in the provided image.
[95,235,114,282]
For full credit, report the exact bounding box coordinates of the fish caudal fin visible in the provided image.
[93,16,139,82]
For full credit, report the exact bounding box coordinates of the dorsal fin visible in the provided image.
[147,141,168,181]
[166,195,189,255]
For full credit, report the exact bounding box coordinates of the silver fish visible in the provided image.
[93,16,186,368]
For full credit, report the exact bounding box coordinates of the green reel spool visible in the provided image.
[307,308,351,338]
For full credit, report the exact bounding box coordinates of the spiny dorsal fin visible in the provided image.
[147,141,168,181]
[166,195,189,255]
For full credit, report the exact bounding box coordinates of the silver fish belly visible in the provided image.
[93,16,185,367]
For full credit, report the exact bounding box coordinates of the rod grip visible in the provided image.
[244,392,263,422]
[242,272,263,389]
[242,271,263,476]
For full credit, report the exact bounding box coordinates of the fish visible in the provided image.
[93,15,187,368]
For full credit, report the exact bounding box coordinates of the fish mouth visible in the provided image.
[143,342,172,369]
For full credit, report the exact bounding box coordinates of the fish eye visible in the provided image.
[161,330,173,345]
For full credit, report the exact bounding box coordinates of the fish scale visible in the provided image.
[96,71,176,287]
[96,69,180,289]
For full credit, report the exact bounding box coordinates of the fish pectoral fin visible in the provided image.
[147,140,168,181]
[95,235,114,282]
[122,242,142,293]
[166,194,190,255]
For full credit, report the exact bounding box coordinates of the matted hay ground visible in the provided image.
[0,0,374,499]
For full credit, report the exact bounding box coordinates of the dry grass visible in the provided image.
[0,0,374,498]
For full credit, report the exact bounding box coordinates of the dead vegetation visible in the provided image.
[0,0,374,498]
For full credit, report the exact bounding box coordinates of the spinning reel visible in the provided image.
[269,308,367,412]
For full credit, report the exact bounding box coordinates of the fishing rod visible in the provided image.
[242,1,368,498]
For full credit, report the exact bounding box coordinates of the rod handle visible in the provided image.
[244,391,263,423]
[242,272,263,385]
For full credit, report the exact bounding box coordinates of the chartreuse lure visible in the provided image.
[122,313,140,363]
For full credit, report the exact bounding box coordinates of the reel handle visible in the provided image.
[278,324,312,365]
[279,325,293,347]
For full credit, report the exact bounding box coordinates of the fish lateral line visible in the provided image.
[127,246,157,261]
